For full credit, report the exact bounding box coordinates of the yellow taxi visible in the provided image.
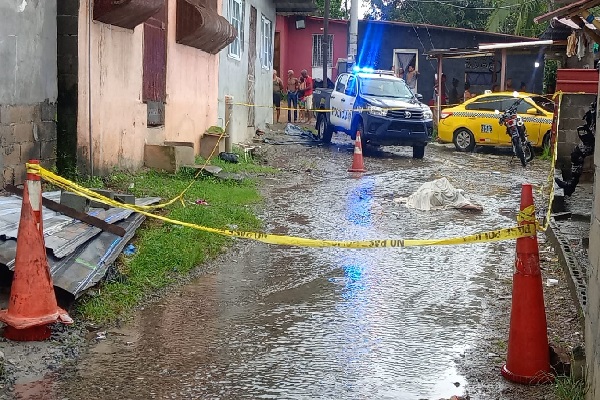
[437,92,554,152]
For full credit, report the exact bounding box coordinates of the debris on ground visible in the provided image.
[396,177,483,211]
[122,244,137,256]
[0,191,160,300]
[218,152,240,163]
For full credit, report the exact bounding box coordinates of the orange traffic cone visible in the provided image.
[348,130,366,172]
[0,160,73,341]
[501,183,553,384]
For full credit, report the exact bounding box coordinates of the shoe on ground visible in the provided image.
[555,177,575,196]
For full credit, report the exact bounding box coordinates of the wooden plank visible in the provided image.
[5,185,126,237]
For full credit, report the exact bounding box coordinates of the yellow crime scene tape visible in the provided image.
[27,163,539,249]
[25,91,572,249]
[229,90,582,114]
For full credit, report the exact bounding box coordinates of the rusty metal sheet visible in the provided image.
[176,0,237,54]
[93,0,165,29]
[143,4,167,103]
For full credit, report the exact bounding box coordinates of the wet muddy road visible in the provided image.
[30,132,557,399]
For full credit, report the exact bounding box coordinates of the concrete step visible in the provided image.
[144,142,195,173]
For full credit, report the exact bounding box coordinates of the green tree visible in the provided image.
[486,0,549,37]
[315,0,348,19]
[366,0,490,30]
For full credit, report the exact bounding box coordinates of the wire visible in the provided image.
[402,0,540,10]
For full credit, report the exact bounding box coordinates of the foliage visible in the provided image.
[486,0,549,37]
[366,0,490,30]
[555,374,588,400]
[538,145,551,161]
[543,59,558,95]
[315,0,348,19]
[363,0,551,37]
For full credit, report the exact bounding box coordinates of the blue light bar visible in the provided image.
[352,66,375,74]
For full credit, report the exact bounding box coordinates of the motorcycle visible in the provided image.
[495,96,534,167]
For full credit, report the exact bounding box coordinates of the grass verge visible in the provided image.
[75,148,276,323]
[555,374,588,400]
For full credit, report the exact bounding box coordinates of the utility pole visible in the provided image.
[323,0,330,86]
[348,0,358,65]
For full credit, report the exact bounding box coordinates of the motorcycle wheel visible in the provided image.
[512,136,527,167]
[524,142,534,163]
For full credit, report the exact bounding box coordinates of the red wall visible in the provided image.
[275,16,348,82]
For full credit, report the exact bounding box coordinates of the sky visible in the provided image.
[359,2,369,17]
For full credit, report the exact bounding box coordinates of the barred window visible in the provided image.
[312,34,333,67]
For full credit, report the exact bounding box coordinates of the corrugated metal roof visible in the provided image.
[0,192,160,298]
[555,16,598,30]
[535,0,600,23]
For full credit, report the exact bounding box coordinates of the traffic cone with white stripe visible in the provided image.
[501,183,553,384]
[348,131,367,172]
[0,160,73,341]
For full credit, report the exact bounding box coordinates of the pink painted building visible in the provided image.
[275,16,348,83]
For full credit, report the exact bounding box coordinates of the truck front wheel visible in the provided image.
[316,114,333,143]
[412,145,425,159]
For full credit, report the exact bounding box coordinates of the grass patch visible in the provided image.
[76,152,275,323]
[555,374,588,400]
[538,145,552,161]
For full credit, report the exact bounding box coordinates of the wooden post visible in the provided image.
[225,95,233,152]
[501,49,507,91]
[437,55,443,124]
[323,0,330,84]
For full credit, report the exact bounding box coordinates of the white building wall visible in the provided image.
[218,0,275,145]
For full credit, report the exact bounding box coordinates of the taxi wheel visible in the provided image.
[453,128,475,152]
[542,131,551,150]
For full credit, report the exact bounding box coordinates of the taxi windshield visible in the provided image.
[360,78,413,98]
[530,96,555,113]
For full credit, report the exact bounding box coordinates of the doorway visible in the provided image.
[393,49,419,91]
[274,31,281,76]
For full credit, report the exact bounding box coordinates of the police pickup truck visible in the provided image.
[313,69,433,158]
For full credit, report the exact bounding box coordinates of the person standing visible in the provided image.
[556,99,597,196]
[449,78,460,106]
[406,65,419,91]
[463,82,474,101]
[434,73,448,105]
[506,78,514,91]
[300,69,314,124]
[287,70,299,123]
[273,70,284,123]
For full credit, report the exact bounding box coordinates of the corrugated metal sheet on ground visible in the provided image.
[0,192,160,298]
[0,192,159,258]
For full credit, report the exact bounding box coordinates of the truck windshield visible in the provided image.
[360,78,413,98]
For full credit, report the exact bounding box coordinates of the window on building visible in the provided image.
[312,34,333,67]
[227,0,244,59]
[260,15,273,69]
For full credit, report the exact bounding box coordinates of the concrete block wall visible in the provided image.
[556,94,596,181]
[0,0,58,187]
[56,0,79,175]
[586,119,600,399]
[0,102,57,186]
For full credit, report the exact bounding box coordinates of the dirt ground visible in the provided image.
[0,122,584,400]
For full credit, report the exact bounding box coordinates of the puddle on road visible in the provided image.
[40,144,550,400]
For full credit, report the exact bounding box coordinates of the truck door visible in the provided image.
[340,75,358,130]
[330,74,349,128]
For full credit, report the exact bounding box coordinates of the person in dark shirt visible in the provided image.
[449,78,460,106]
